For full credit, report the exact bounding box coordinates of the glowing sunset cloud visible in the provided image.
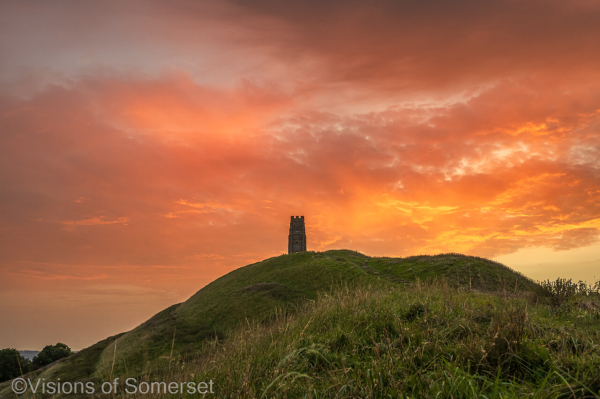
[1,0,600,350]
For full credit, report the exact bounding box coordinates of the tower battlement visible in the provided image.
[288,216,307,253]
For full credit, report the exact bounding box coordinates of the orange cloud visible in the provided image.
[90,74,294,136]
[1,75,599,266]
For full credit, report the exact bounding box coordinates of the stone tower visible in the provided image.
[288,216,307,253]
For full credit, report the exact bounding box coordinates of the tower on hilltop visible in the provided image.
[288,216,307,254]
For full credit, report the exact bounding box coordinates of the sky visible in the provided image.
[1,0,599,350]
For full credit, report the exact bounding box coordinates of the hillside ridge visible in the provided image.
[0,250,538,397]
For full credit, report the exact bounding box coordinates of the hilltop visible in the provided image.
[0,250,541,397]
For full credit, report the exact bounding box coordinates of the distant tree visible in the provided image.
[32,343,72,368]
[0,348,29,383]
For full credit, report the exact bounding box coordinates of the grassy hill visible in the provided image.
[159,279,600,398]
[0,250,542,397]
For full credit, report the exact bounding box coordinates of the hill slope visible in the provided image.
[0,250,538,396]
[159,279,600,398]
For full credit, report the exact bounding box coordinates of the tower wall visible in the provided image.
[288,216,307,253]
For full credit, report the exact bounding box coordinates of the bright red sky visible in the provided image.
[1,0,600,350]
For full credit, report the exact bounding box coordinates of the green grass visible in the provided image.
[141,280,600,398]
[0,250,551,398]
[92,250,391,378]
[93,250,537,379]
[360,252,538,292]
